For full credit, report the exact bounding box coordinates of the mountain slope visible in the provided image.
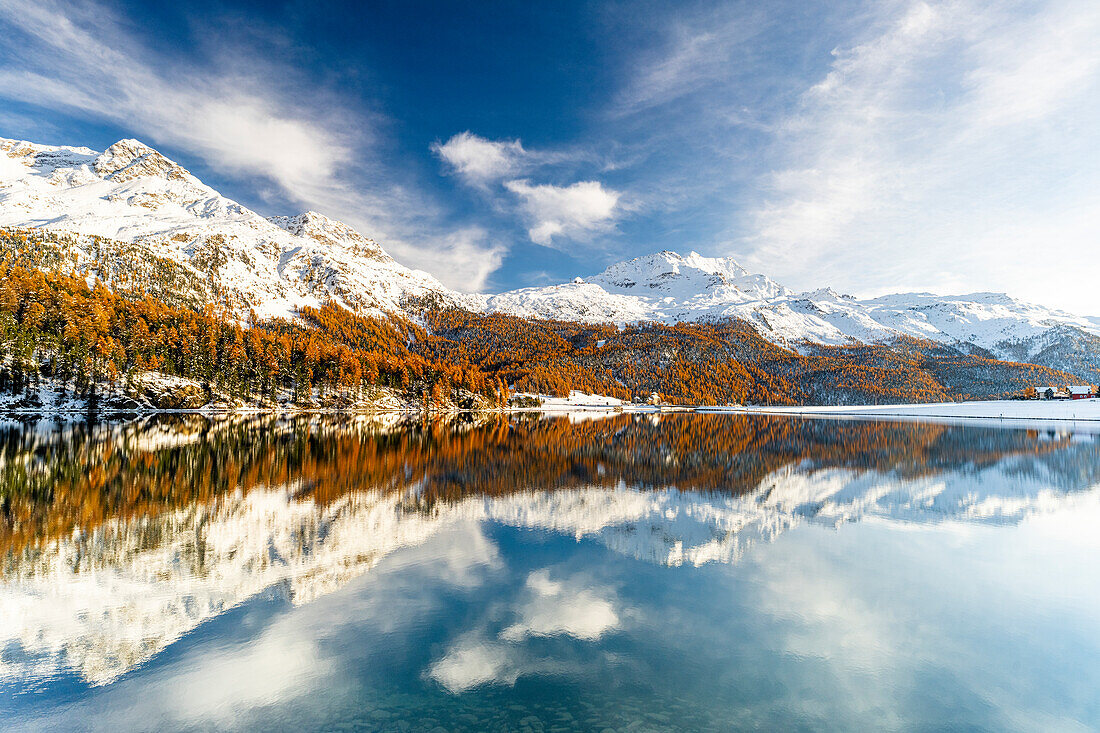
[485,251,1100,377]
[0,137,473,317]
[2,134,1097,379]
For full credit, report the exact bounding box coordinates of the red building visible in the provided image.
[1068,386,1095,400]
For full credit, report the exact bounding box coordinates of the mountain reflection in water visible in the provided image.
[1,412,1099,715]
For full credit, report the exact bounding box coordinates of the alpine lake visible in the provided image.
[2,411,1099,732]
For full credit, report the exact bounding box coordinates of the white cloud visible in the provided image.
[427,634,519,693]
[505,179,621,247]
[0,0,352,201]
[433,132,625,255]
[0,0,507,291]
[433,131,527,186]
[501,570,620,641]
[743,0,1100,313]
[427,569,621,693]
[363,225,506,293]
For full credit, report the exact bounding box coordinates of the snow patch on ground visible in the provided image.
[516,391,624,409]
[0,367,427,415]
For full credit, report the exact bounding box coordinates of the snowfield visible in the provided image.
[505,397,1100,426]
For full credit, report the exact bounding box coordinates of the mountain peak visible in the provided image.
[93,139,192,183]
[268,211,388,260]
[800,287,842,301]
[110,138,152,152]
[590,250,757,293]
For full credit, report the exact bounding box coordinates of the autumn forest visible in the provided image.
[0,228,1079,410]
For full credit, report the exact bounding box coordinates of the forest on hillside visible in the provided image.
[0,228,1082,411]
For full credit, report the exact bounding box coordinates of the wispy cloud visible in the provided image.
[0,0,506,290]
[612,12,767,117]
[0,0,354,201]
[421,226,507,293]
[582,3,796,257]
[504,179,622,247]
[963,0,1100,128]
[742,0,1100,311]
[749,1,947,266]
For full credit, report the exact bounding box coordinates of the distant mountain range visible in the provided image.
[485,251,1100,361]
[2,135,1098,378]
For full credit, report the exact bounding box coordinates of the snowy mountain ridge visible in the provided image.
[484,250,1100,366]
[0,136,475,318]
[2,134,1099,373]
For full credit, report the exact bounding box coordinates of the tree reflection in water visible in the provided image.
[2,412,1097,559]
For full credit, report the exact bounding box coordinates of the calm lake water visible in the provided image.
[2,413,1100,732]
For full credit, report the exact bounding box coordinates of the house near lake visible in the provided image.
[1028,385,1097,400]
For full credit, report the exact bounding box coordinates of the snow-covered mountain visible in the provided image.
[3,135,1099,374]
[484,251,792,325]
[0,137,474,318]
[484,250,1100,368]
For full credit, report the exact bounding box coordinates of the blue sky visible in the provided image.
[0,0,1098,312]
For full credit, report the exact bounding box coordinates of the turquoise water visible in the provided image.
[2,414,1099,731]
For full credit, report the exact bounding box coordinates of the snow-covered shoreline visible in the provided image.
[5,399,1099,426]
[720,399,1100,423]
[1,379,1097,424]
